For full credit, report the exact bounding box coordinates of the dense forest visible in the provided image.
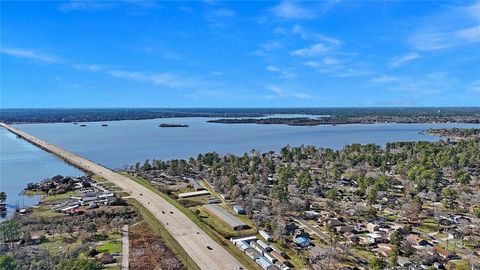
[1,107,479,124]
[426,128,480,139]
[131,134,480,224]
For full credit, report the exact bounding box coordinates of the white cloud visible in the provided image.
[456,25,480,42]
[1,47,60,63]
[408,2,480,51]
[265,65,295,79]
[261,41,282,51]
[291,43,329,57]
[270,1,314,19]
[304,61,320,67]
[371,75,398,83]
[389,52,420,68]
[266,85,312,99]
[292,24,341,44]
[58,1,115,12]
[322,56,340,66]
[470,80,480,92]
[381,72,458,95]
[108,70,199,89]
[213,9,235,17]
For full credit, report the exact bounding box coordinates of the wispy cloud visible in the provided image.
[292,24,341,44]
[291,43,330,57]
[58,0,159,12]
[266,65,296,79]
[408,2,480,51]
[1,47,61,63]
[389,52,420,68]
[266,85,312,99]
[2,46,211,91]
[374,72,458,95]
[456,25,480,42]
[204,8,236,30]
[270,1,315,20]
[261,41,282,51]
[58,1,116,12]
[371,75,398,83]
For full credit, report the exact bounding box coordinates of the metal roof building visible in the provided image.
[178,190,210,198]
[203,204,248,230]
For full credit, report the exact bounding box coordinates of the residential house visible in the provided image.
[406,234,428,246]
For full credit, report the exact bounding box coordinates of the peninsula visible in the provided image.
[0,123,244,270]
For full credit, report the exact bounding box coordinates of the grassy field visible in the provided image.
[97,240,122,253]
[41,190,77,203]
[29,206,64,218]
[121,173,261,270]
[127,198,200,270]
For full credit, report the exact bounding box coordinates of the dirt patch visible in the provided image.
[129,222,186,270]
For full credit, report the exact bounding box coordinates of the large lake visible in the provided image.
[0,128,82,219]
[2,117,479,217]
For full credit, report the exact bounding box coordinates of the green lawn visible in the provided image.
[29,206,64,218]
[41,191,77,203]
[40,237,82,256]
[97,241,122,253]
[121,173,261,270]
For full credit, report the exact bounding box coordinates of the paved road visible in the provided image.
[122,225,129,270]
[1,123,244,270]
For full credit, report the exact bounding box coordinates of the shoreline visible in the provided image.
[0,122,244,269]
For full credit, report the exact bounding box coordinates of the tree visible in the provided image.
[86,223,97,234]
[0,255,17,270]
[297,171,312,193]
[368,257,386,270]
[55,259,102,270]
[441,187,458,209]
[0,192,6,203]
[390,230,402,249]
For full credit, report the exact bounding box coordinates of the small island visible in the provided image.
[159,123,189,128]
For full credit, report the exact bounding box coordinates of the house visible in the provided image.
[447,230,461,239]
[365,233,383,244]
[335,225,354,233]
[208,197,220,204]
[203,204,248,230]
[326,218,344,227]
[376,244,394,256]
[257,240,272,251]
[259,229,273,242]
[95,253,116,264]
[270,251,287,264]
[432,246,456,260]
[294,236,310,247]
[366,223,379,233]
[397,256,411,267]
[233,205,246,215]
[285,223,298,234]
[406,234,428,246]
[304,210,320,219]
[245,248,261,260]
[256,256,273,270]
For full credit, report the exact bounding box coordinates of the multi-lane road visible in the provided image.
[1,123,244,270]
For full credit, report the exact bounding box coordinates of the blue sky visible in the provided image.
[1,0,479,108]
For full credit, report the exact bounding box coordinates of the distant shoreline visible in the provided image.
[1,107,480,125]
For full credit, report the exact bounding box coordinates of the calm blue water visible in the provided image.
[2,118,480,216]
[11,118,480,170]
[0,128,82,219]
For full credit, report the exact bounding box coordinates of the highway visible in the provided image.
[1,123,244,270]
